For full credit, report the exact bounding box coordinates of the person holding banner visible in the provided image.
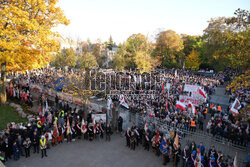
[173,143,181,167]
[160,135,169,166]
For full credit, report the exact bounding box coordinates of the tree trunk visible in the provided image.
[1,62,7,104]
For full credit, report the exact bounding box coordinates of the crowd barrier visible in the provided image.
[127,113,248,167]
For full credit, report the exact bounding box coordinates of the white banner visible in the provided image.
[184,84,206,100]
[179,95,204,106]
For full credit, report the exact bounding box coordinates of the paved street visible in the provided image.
[6,134,169,167]
[210,86,230,109]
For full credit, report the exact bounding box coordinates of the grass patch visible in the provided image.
[0,105,27,131]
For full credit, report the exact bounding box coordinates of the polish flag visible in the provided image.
[199,88,207,99]
[188,102,197,114]
[119,94,129,109]
[176,101,186,111]
[230,98,241,115]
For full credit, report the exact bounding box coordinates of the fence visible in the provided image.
[123,111,248,167]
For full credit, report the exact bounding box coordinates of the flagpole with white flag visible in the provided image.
[230,98,241,115]
[233,152,237,167]
[119,94,129,109]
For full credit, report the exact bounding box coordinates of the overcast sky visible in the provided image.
[55,0,249,43]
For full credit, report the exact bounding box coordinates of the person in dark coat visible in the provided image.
[12,141,19,160]
[118,116,123,133]
[106,124,112,142]
[16,135,24,156]
[31,131,40,154]
[2,137,12,161]
[182,146,190,167]
[125,127,131,147]
[23,137,31,158]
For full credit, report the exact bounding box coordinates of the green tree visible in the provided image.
[53,52,64,69]
[202,9,249,71]
[124,33,149,68]
[62,47,77,68]
[112,54,126,71]
[134,51,154,73]
[154,30,184,68]
[185,50,201,70]
[77,52,98,69]
[115,33,157,72]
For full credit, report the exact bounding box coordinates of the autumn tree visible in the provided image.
[92,39,105,67]
[185,49,201,70]
[154,30,184,68]
[134,51,154,73]
[203,9,249,71]
[77,52,98,69]
[62,47,77,68]
[112,54,126,71]
[0,0,69,104]
[117,33,157,72]
[53,47,76,69]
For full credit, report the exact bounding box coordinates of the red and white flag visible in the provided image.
[198,88,207,99]
[119,94,129,109]
[230,98,241,115]
[176,101,186,111]
[188,102,197,114]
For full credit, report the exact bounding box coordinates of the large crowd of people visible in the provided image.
[1,68,249,167]
[124,121,239,167]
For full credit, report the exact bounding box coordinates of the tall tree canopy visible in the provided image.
[0,0,69,72]
[154,30,184,68]
[114,33,157,72]
[203,9,249,71]
[0,0,69,104]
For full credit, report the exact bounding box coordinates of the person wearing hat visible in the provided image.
[209,157,217,167]
[40,135,47,158]
[200,156,206,166]
[190,150,196,167]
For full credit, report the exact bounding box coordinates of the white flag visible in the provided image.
[230,98,241,115]
[119,94,129,109]
[107,96,112,110]
[233,152,237,167]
